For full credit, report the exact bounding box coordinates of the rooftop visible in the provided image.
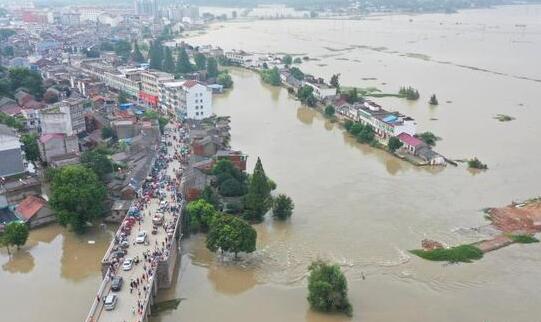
[16,195,47,221]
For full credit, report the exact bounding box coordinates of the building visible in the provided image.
[135,0,158,17]
[225,50,256,66]
[0,124,25,178]
[397,133,424,154]
[40,98,86,136]
[304,80,337,100]
[159,80,212,120]
[38,133,79,163]
[16,195,55,228]
[140,70,175,106]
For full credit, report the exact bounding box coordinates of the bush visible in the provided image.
[307,261,352,316]
[468,158,488,170]
[272,194,294,220]
[324,105,335,117]
[410,245,483,263]
[219,178,245,197]
[388,136,403,152]
[415,132,440,146]
[509,234,539,244]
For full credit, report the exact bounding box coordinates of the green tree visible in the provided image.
[297,85,316,106]
[219,178,245,197]
[81,150,113,181]
[468,157,488,170]
[206,215,256,258]
[357,124,375,144]
[324,105,335,117]
[9,68,44,99]
[290,67,304,80]
[101,126,114,139]
[2,221,29,251]
[387,136,403,152]
[186,199,218,232]
[243,157,272,223]
[114,40,132,61]
[399,86,420,100]
[282,55,293,65]
[118,91,129,104]
[149,41,163,70]
[346,87,358,104]
[176,47,193,74]
[162,47,175,73]
[216,71,233,88]
[0,112,24,131]
[261,67,281,86]
[21,133,39,162]
[132,41,146,63]
[272,194,294,220]
[293,57,302,64]
[307,261,352,316]
[349,122,363,136]
[194,53,207,70]
[200,186,220,209]
[207,57,219,78]
[343,120,354,132]
[415,132,439,146]
[49,165,107,234]
[330,73,340,90]
[429,94,438,105]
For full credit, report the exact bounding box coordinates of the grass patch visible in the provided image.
[509,234,539,244]
[410,244,483,263]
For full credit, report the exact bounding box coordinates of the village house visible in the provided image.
[0,124,26,178]
[303,79,337,100]
[15,195,55,228]
[225,50,256,66]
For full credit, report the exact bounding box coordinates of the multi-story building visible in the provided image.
[0,125,25,178]
[225,50,255,66]
[303,80,337,100]
[40,97,86,136]
[135,0,158,17]
[140,70,175,106]
[159,80,212,120]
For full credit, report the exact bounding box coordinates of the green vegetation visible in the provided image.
[387,136,403,152]
[217,71,233,88]
[113,40,132,61]
[307,261,352,317]
[176,47,194,74]
[207,57,219,78]
[150,299,182,316]
[49,165,107,234]
[297,85,316,106]
[293,57,302,64]
[213,159,247,197]
[143,110,169,133]
[410,244,483,263]
[509,234,539,244]
[149,41,164,70]
[399,86,420,100]
[330,73,340,90]
[415,131,440,146]
[346,121,376,144]
[272,194,294,220]
[21,133,39,162]
[260,67,281,86]
[186,199,218,233]
[324,105,335,117]
[290,67,304,81]
[243,157,273,223]
[194,53,207,70]
[1,68,45,99]
[117,90,129,104]
[101,126,114,139]
[282,54,293,65]
[1,221,29,253]
[162,47,176,73]
[206,215,256,258]
[345,87,359,103]
[131,41,146,64]
[494,114,515,122]
[468,157,488,170]
[81,149,113,181]
[429,94,439,105]
[200,185,221,209]
[343,119,354,132]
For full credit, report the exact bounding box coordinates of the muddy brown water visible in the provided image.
[2,5,541,322]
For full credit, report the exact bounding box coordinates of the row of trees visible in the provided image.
[260,67,282,86]
[343,120,376,144]
[399,86,420,100]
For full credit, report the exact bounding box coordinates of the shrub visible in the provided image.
[410,245,483,263]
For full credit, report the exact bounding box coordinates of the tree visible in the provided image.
[194,53,207,70]
[80,150,113,181]
[206,215,256,258]
[186,199,217,232]
[415,132,439,146]
[21,133,39,162]
[260,67,281,86]
[399,86,420,100]
[468,158,488,170]
[346,88,358,104]
[143,110,169,133]
[243,157,272,223]
[272,194,294,220]
[149,41,163,70]
[117,91,129,104]
[114,40,132,61]
[387,136,403,152]
[101,126,114,139]
[200,186,220,209]
[217,71,233,88]
[324,105,335,117]
[49,165,107,234]
[9,68,44,99]
[307,261,352,316]
[162,47,175,73]
[297,85,316,106]
[207,57,219,78]
[290,67,304,80]
[293,57,302,64]
[343,120,354,132]
[330,73,340,90]
[132,41,146,63]
[282,55,293,65]
[219,178,245,197]
[429,94,439,105]
[357,124,375,144]
[176,47,193,74]
[2,221,29,251]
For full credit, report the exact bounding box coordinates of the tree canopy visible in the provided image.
[1,221,29,252]
[387,136,403,152]
[415,131,440,146]
[206,215,256,258]
[8,68,44,99]
[272,194,294,220]
[290,67,304,80]
[330,74,340,89]
[149,41,164,70]
[260,67,281,86]
[176,47,194,74]
[307,261,352,316]
[186,199,218,232]
[297,85,316,106]
[217,71,233,88]
[21,133,39,162]
[80,149,113,181]
[207,57,219,78]
[131,41,146,63]
[243,158,272,223]
[194,53,207,70]
[282,55,293,65]
[162,47,176,73]
[49,165,107,234]
[324,105,335,117]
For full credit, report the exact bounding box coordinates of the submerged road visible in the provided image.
[86,121,187,322]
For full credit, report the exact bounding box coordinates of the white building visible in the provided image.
[159,80,212,120]
[0,124,25,178]
[225,50,256,66]
[40,98,86,136]
[304,81,337,100]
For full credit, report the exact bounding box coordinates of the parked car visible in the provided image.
[136,231,147,244]
[152,214,164,226]
[122,258,133,271]
[104,294,118,311]
[111,276,123,292]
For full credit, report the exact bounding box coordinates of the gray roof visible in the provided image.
[0,148,25,178]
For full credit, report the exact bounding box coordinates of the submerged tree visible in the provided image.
[206,215,256,258]
[429,94,439,105]
[272,194,294,220]
[243,158,272,223]
[330,73,340,90]
[387,136,403,152]
[2,221,29,252]
[307,261,352,316]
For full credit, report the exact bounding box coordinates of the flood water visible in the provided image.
[1,5,540,322]
[158,5,541,322]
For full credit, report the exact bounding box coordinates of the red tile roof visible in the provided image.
[397,132,424,148]
[16,195,47,221]
[183,80,198,88]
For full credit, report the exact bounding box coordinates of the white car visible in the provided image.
[104,294,118,311]
[135,231,147,244]
[122,258,133,271]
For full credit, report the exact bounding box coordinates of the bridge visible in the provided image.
[85,122,187,322]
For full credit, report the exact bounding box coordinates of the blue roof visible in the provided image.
[383,115,398,123]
